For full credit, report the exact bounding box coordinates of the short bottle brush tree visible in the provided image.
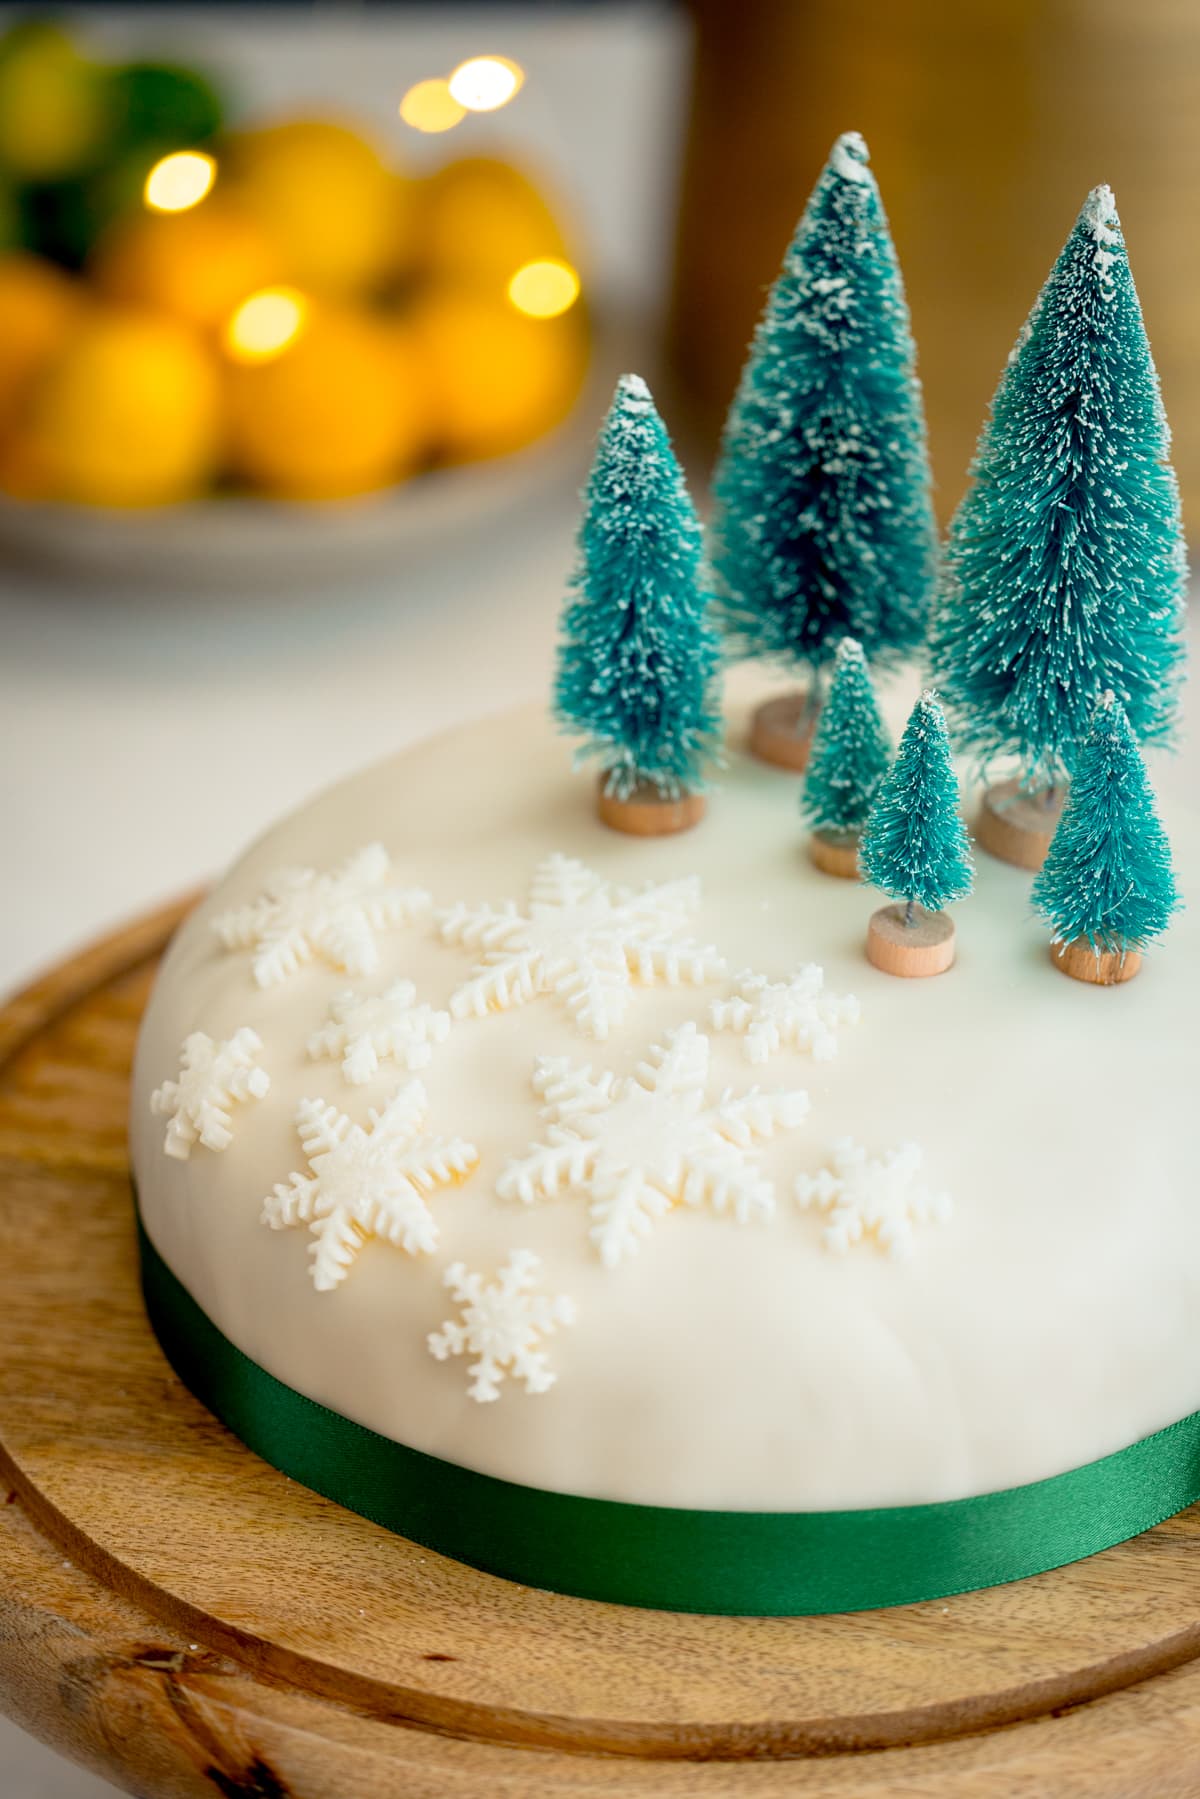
[1032,691,1178,986]
[712,130,936,773]
[801,636,891,877]
[555,373,723,836]
[930,184,1188,871]
[859,692,974,977]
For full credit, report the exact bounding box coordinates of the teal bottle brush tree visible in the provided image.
[930,184,1188,872]
[801,636,891,878]
[1032,691,1178,986]
[859,691,974,977]
[712,130,936,773]
[555,373,723,836]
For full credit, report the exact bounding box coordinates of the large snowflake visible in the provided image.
[263,1083,478,1290]
[439,852,725,1041]
[213,843,430,988]
[428,1249,576,1403]
[150,1028,270,1160]
[795,1139,953,1258]
[498,1021,809,1267]
[308,980,451,1085]
[710,965,860,1065]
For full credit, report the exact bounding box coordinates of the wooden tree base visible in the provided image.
[809,828,861,879]
[597,778,706,836]
[976,779,1066,871]
[1052,937,1143,986]
[749,692,818,771]
[6,905,1200,1796]
[866,904,956,978]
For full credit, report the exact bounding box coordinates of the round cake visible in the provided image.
[129,672,1200,1614]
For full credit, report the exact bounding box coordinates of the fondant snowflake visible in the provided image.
[263,1083,478,1290]
[213,843,430,988]
[795,1139,953,1258]
[439,852,725,1041]
[498,1022,809,1267]
[150,1028,270,1160]
[428,1249,576,1403]
[710,966,860,1065]
[308,980,451,1085]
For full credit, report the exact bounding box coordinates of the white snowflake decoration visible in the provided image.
[439,852,725,1042]
[498,1021,809,1268]
[263,1083,478,1290]
[428,1249,576,1403]
[308,980,451,1085]
[710,966,860,1065]
[795,1139,953,1259]
[213,843,430,988]
[150,1028,270,1160]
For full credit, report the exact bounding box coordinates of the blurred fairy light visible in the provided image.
[144,150,216,214]
[507,258,581,320]
[448,56,525,113]
[399,78,467,134]
[224,288,308,363]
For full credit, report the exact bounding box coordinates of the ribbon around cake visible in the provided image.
[137,1212,1200,1616]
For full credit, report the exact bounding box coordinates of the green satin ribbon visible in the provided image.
[136,1213,1200,1615]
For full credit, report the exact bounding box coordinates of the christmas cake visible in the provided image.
[129,133,1194,1614]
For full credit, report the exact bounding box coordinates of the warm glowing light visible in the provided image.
[224,288,308,363]
[507,258,581,320]
[399,77,467,133]
[143,150,217,214]
[448,55,524,113]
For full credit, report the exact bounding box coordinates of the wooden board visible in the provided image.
[4,905,1200,1796]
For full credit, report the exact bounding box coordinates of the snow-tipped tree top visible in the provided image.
[829,130,873,184]
[616,371,652,409]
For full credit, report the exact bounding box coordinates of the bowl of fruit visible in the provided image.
[0,21,595,584]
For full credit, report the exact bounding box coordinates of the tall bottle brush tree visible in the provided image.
[712,131,936,736]
[801,636,891,876]
[1032,691,1178,984]
[931,185,1188,808]
[555,374,722,830]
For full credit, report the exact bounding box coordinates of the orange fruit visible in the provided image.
[24,309,221,506]
[90,198,283,332]
[418,157,569,292]
[228,119,396,296]
[224,303,425,499]
[412,285,587,461]
[0,253,82,435]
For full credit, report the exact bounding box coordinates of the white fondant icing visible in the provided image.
[128,672,1200,1512]
[213,843,430,988]
[711,965,860,1064]
[150,1028,269,1160]
[428,1249,576,1403]
[262,1085,478,1291]
[440,852,725,1041]
[795,1138,952,1259]
[499,1022,809,1268]
[307,980,451,1084]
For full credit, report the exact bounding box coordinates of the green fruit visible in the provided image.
[0,21,110,180]
[107,61,226,152]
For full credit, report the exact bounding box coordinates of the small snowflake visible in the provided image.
[428,1250,576,1403]
[498,1021,808,1267]
[710,966,860,1065]
[308,980,451,1085]
[439,852,725,1041]
[263,1083,477,1290]
[213,843,430,988]
[150,1028,270,1160]
[795,1139,952,1259]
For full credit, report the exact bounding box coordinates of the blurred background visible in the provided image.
[1,4,1197,1790]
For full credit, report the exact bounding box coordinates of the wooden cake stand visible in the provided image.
[3,902,1200,1798]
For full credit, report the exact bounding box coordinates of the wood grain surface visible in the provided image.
[3,903,1200,1796]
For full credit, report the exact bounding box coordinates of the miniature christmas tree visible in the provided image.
[712,130,936,772]
[859,692,974,977]
[1032,691,1178,985]
[801,636,891,877]
[931,184,1188,870]
[555,373,722,835]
